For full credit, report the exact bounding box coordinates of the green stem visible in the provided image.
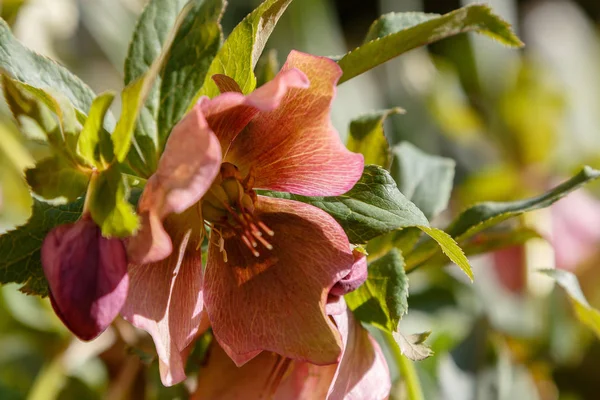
[383,331,424,400]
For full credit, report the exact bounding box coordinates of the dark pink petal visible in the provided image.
[493,246,526,293]
[330,249,368,297]
[121,211,206,386]
[127,104,221,265]
[41,217,128,341]
[200,68,309,156]
[204,196,353,366]
[226,50,364,196]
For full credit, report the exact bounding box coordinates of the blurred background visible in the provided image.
[1,0,600,398]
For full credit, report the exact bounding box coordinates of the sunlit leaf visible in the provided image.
[193,0,292,100]
[263,165,429,243]
[417,226,473,281]
[541,269,600,339]
[346,108,403,169]
[25,157,89,203]
[345,249,408,331]
[88,165,139,237]
[76,92,115,169]
[337,4,523,84]
[391,142,455,220]
[392,331,434,361]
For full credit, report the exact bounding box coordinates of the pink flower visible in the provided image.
[123,51,364,385]
[41,215,129,340]
[192,299,390,400]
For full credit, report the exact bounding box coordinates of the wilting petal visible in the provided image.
[200,67,309,156]
[127,106,221,264]
[41,217,128,341]
[330,249,368,297]
[226,50,364,196]
[121,211,206,386]
[551,190,600,271]
[204,196,353,366]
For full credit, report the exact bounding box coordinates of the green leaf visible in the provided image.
[25,157,89,203]
[391,142,455,219]
[392,331,434,361]
[447,166,600,241]
[345,249,408,331]
[0,119,34,230]
[88,165,139,237]
[417,226,473,281]
[157,0,224,149]
[77,92,115,169]
[0,19,109,128]
[540,269,600,339]
[113,2,198,165]
[0,199,84,296]
[346,108,402,169]
[193,0,292,100]
[255,48,279,87]
[124,0,224,177]
[337,4,523,84]
[262,165,429,243]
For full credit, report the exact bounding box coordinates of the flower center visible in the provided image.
[201,162,274,259]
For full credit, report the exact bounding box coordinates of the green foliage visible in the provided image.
[263,165,429,243]
[541,269,600,339]
[87,165,139,238]
[24,157,89,203]
[337,4,523,84]
[0,19,107,127]
[255,49,279,87]
[0,199,84,296]
[391,142,455,220]
[77,92,115,169]
[124,0,224,177]
[193,0,292,100]
[447,166,600,241]
[345,249,408,332]
[393,331,434,361]
[346,108,402,169]
[417,226,473,281]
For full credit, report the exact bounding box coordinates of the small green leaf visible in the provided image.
[417,226,473,281]
[337,4,523,84]
[88,165,139,237]
[0,199,84,296]
[541,269,600,339]
[345,248,408,332]
[391,142,455,219]
[392,331,434,361]
[113,2,198,164]
[0,119,34,230]
[447,166,600,241]
[77,92,115,169]
[193,0,292,100]
[262,165,429,243]
[346,108,403,168]
[25,157,89,203]
[0,19,110,128]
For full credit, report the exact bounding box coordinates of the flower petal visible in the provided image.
[200,67,309,156]
[121,211,206,386]
[330,249,368,297]
[204,196,353,366]
[41,217,128,341]
[226,50,364,196]
[127,105,221,264]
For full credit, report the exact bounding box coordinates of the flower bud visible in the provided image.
[41,216,128,340]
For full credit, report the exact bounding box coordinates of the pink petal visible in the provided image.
[203,196,353,366]
[492,246,526,294]
[330,249,368,297]
[41,217,128,341]
[551,190,600,270]
[226,50,364,196]
[200,67,309,156]
[127,104,221,264]
[121,211,206,386]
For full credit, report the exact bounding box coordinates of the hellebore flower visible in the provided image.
[192,299,390,400]
[123,50,364,385]
[41,215,129,340]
